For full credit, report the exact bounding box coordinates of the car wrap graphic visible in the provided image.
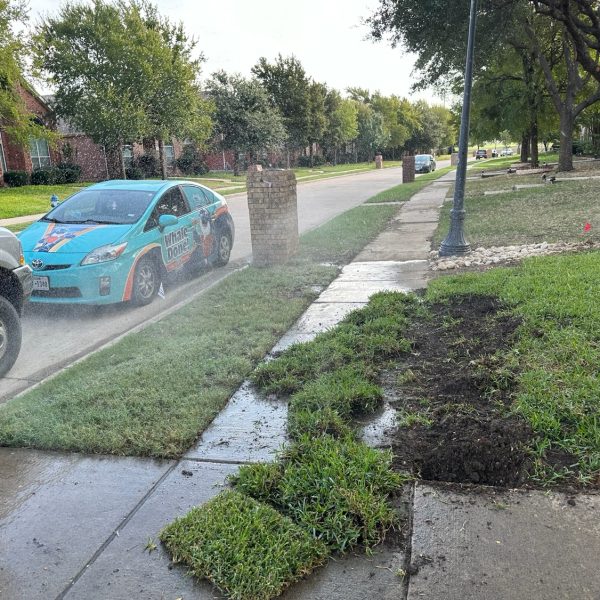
[33,223,104,253]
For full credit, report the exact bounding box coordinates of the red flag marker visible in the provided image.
[584,222,592,233]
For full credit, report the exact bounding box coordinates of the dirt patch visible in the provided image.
[387,294,573,487]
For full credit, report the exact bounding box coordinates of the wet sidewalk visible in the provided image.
[1,171,599,600]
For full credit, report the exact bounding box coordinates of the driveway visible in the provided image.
[1,164,440,402]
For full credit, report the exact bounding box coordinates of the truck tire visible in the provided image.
[0,296,22,377]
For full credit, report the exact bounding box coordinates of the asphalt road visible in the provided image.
[0,164,447,402]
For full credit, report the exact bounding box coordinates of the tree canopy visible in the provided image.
[0,0,52,147]
[206,71,286,174]
[33,0,212,177]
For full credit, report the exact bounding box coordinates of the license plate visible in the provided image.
[32,276,50,291]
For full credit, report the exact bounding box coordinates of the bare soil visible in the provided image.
[387,294,573,488]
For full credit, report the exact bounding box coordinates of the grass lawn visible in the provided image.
[366,165,455,204]
[468,151,559,173]
[0,183,87,219]
[0,204,397,457]
[433,168,600,248]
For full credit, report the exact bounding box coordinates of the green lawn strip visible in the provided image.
[433,172,600,248]
[160,490,328,600]
[365,165,455,204]
[0,204,398,457]
[427,251,600,482]
[0,264,335,457]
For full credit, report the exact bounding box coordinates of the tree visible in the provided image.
[322,90,358,164]
[532,1,600,84]
[526,14,600,169]
[371,94,417,157]
[355,102,389,161]
[0,1,52,148]
[306,81,327,166]
[34,0,212,179]
[252,54,311,164]
[206,71,285,175]
[120,3,212,178]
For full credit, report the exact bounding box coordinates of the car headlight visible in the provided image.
[81,242,128,266]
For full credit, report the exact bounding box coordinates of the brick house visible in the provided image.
[0,84,61,182]
[1,85,189,185]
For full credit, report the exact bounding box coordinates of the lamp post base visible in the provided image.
[439,208,471,257]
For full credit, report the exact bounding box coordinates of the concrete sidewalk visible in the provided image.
[1,171,598,600]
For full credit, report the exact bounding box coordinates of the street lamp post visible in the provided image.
[439,0,478,256]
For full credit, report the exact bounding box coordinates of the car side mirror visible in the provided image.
[158,214,178,231]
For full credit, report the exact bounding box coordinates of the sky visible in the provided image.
[25,0,438,102]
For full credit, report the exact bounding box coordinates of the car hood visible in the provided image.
[19,221,132,255]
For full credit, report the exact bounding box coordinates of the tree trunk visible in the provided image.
[520,133,529,163]
[558,108,574,171]
[233,151,240,177]
[333,147,337,166]
[309,142,314,167]
[530,121,539,168]
[158,139,167,180]
[118,142,126,179]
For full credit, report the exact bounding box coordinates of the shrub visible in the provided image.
[125,166,144,180]
[160,490,327,600]
[57,162,82,183]
[3,170,29,187]
[298,155,326,168]
[136,154,159,177]
[175,144,209,176]
[31,169,56,185]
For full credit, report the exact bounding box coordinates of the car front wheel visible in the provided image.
[132,257,159,306]
[0,296,22,378]
[214,229,232,267]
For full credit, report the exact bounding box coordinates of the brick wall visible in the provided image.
[246,165,298,266]
[61,135,109,181]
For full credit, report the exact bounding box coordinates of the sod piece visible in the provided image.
[233,435,404,552]
[160,490,328,600]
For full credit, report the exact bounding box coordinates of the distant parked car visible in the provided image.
[475,149,488,160]
[414,154,436,173]
[500,148,514,156]
[491,149,498,158]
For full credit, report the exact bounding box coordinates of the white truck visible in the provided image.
[0,227,32,377]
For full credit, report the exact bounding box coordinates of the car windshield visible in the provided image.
[43,189,156,225]
[415,155,429,164]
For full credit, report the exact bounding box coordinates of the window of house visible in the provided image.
[0,134,7,173]
[164,143,175,166]
[122,144,134,168]
[30,138,51,169]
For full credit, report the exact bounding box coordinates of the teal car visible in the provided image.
[19,180,235,305]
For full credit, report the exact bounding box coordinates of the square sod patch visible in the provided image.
[160,490,328,600]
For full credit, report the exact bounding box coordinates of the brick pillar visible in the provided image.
[403,155,415,183]
[247,165,299,266]
[375,154,383,169]
[451,152,459,166]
